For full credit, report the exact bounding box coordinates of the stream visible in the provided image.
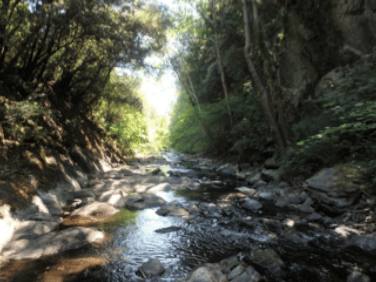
[71,151,376,282]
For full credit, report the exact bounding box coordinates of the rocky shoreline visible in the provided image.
[0,151,375,281]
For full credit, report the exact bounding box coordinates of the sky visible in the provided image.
[140,0,182,119]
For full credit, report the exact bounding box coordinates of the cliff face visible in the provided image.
[279,0,376,108]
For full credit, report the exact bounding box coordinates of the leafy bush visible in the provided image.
[282,64,376,179]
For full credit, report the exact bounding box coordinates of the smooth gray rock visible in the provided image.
[299,197,315,213]
[71,201,119,219]
[279,228,305,243]
[253,180,267,189]
[137,258,165,278]
[258,192,276,201]
[219,255,240,272]
[217,163,237,176]
[231,267,262,282]
[261,169,281,183]
[235,187,257,197]
[156,202,189,217]
[154,226,181,233]
[245,248,285,271]
[124,194,166,210]
[347,235,376,253]
[227,264,245,280]
[147,183,172,193]
[306,213,323,222]
[347,271,371,282]
[241,199,263,211]
[177,263,227,282]
[304,165,363,211]
[287,194,302,204]
[1,227,105,260]
[40,193,63,216]
[275,199,289,208]
[0,219,14,254]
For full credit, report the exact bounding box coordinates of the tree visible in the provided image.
[241,0,287,152]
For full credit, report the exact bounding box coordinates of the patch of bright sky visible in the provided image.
[118,0,195,119]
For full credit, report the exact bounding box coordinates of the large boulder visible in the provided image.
[244,248,285,276]
[1,227,105,260]
[177,263,227,282]
[71,201,119,220]
[0,219,14,254]
[304,164,363,212]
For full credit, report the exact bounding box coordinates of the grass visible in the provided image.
[96,209,139,231]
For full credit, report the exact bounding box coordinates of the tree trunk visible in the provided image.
[241,0,286,152]
[211,0,233,128]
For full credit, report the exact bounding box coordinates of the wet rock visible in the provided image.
[147,183,172,193]
[124,194,166,210]
[227,264,246,280]
[261,169,281,183]
[71,201,119,219]
[279,228,305,243]
[1,227,105,260]
[217,163,237,177]
[137,258,165,278]
[258,192,276,201]
[150,168,161,175]
[299,197,315,213]
[346,235,376,253]
[347,271,371,282]
[241,198,263,211]
[287,194,302,204]
[220,255,240,273]
[245,248,285,272]
[246,173,262,185]
[305,213,323,222]
[275,199,289,208]
[0,219,14,254]
[278,182,290,189]
[304,165,363,212]
[156,202,189,217]
[235,187,257,197]
[253,180,267,189]
[177,263,227,282]
[231,266,262,282]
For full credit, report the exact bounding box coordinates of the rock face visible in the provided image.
[304,164,363,212]
[177,263,227,282]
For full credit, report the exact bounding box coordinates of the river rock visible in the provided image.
[123,194,166,210]
[1,227,105,260]
[235,187,257,197]
[279,228,305,243]
[220,255,240,272]
[0,219,14,254]
[245,248,285,275]
[241,198,263,211]
[71,201,119,219]
[217,163,237,176]
[156,202,189,217]
[39,193,63,216]
[304,164,363,212]
[347,271,371,282]
[252,180,267,189]
[230,266,262,282]
[299,197,315,213]
[137,258,165,278]
[346,235,376,253]
[306,213,323,222]
[177,263,227,282]
[246,173,262,185]
[261,169,281,183]
[258,192,276,201]
[227,264,246,280]
[147,183,172,193]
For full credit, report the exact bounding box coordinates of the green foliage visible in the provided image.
[97,209,139,231]
[1,98,54,143]
[282,64,376,179]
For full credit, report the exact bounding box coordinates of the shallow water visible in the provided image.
[70,153,376,281]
